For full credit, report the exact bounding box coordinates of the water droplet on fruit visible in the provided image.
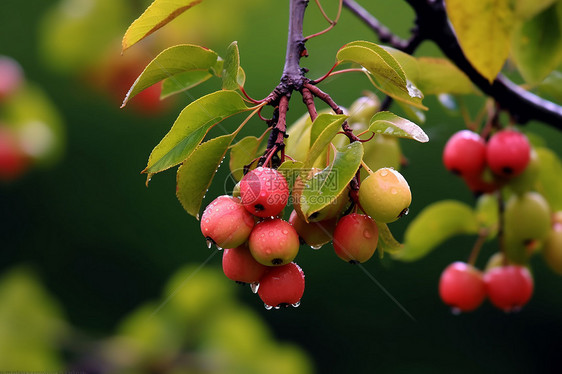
[282,229,289,235]
[391,188,398,195]
[363,229,372,239]
[250,282,259,293]
[206,239,213,249]
[450,307,461,316]
[292,301,301,308]
[381,169,388,177]
[264,304,273,310]
[310,244,322,250]
[274,305,281,310]
[216,246,223,251]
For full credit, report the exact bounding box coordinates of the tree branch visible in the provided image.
[344,0,562,129]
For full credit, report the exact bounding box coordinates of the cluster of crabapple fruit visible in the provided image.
[439,126,562,313]
[439,261,533,313]
[200,160,413,309]
[442,128,531,195]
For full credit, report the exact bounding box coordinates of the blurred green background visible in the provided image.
[2,0,562,372]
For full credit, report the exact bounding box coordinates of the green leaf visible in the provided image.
[223,41,243,90]
[395,200,479,261]
[305,114,348,169]
[161,70,213,99]
[336,41,426,109]
[299,142,363,219]
[535,147,562,211]
[176,134,235,218]
[382,47,473,95]
[229,136,262,181]
[445,0,516,82]
[122,0,205,51]
[122,45,220,107]
[415,57,474,95]
[368,111,429,143]
[376,222,403,256]
[144,91,249,178]
[278,160,305,190]
[515,0,558,20]
[512,2,562,84]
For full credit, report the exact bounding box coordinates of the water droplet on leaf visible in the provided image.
[250,282,259,293]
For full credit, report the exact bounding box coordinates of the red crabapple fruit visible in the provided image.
[222,245,269,284]
[332,213,378,263]
[438,262,486,312]
[240,167,289,217]
[484,265,534,312]
[443,130,487,176]
[200,195,254,249]
[288,209,337,249]
[486,129,531,177]
[248,218,300,266]
[258,262,305,308]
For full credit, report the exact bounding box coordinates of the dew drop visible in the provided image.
[380,169,388,177]
[450,307,461,316]
[274,305,281,310]
[216,246,223,251]
[282,229,289,235]
[205,219,210,223]
[391,188,398,195]
[292,301,301,308]
[250,282,259,293]
[264,304,273,310]
[206,239,213,249]
[310,244,322,250]
[363,229,372,239]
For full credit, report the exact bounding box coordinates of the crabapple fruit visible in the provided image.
[461,170,501,195]
[200,195,254,249]
[504,192,551,244]
[358,167,411,223]
[484,265,534,312]
[486,129,531,177]
[222,245,269,284]
[288,209,337,249]
[443,130,487,176]
[248,218,300,266]
[332,213,378,263]
[543,216,562,275]
[240,167,289,218]
[438,262,486,312]
[258,262,305,308]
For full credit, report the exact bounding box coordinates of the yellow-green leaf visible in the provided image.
[305,114,348,169]
[368,111,429,143]
[229,136,262,181]
[336,41,426,109]
[144,91,249,178]
[122,44,220,107]
[299,142,363,219]
[394,200,479,261]
[122,0,204,51]
[446,0,516,82]
[535,147,562,211]
[177,134,235,218]
[512,2,562,84]
[223,41,244,90]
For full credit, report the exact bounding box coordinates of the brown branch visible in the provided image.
[301,87,318,121]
